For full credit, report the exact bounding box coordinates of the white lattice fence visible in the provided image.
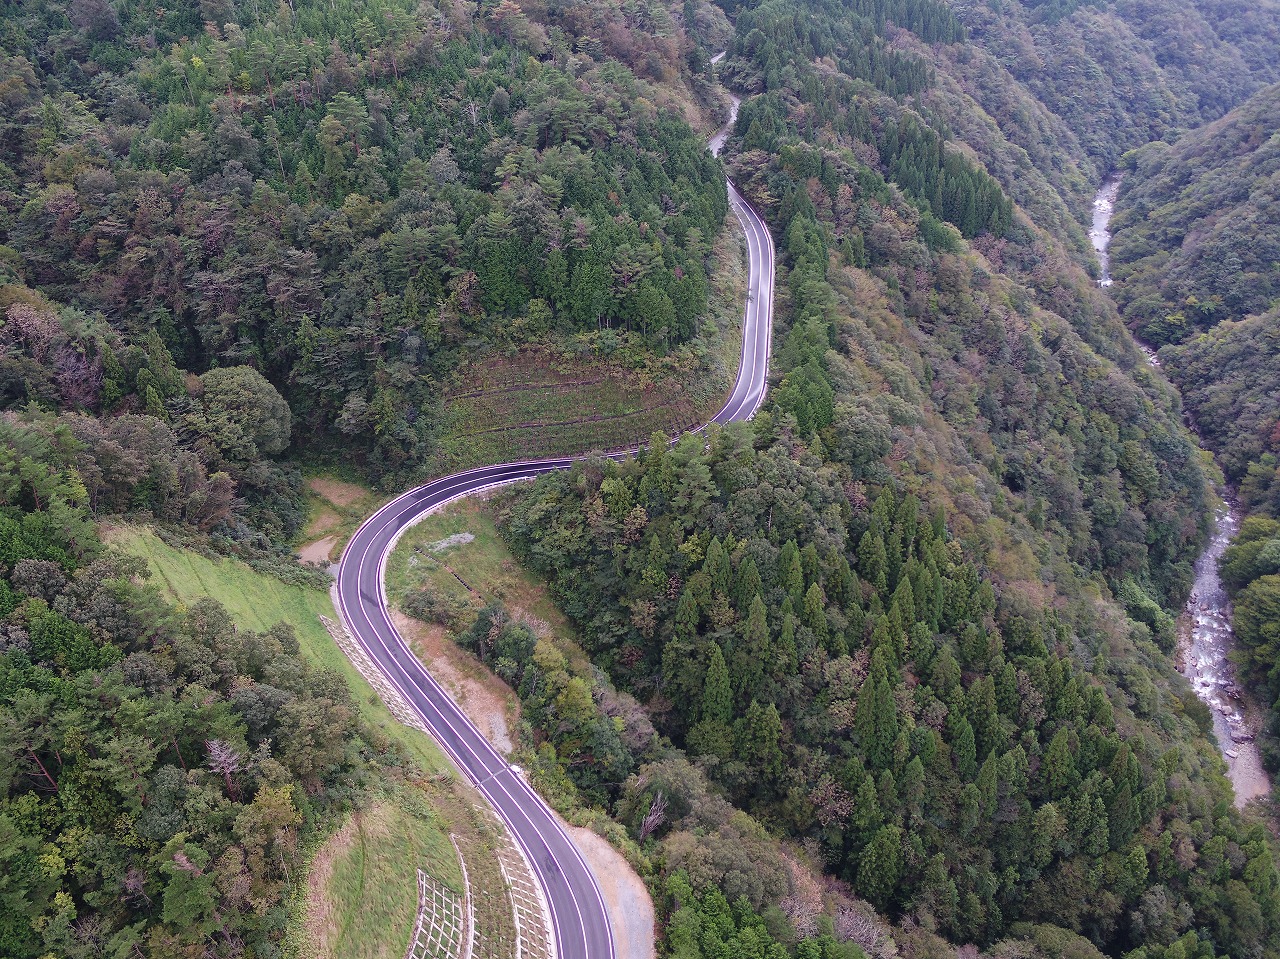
[406,869,466,959]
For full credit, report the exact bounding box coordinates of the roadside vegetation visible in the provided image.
[107,523,445,773]
[110,518,538,959]
[0,422,390,956]
[303,794,460,959]
[385,496,574,635]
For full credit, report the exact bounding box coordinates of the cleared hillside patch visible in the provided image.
[432,209,748,472]
[296,474,387,564]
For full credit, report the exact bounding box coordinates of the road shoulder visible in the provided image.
[562,823,656,959]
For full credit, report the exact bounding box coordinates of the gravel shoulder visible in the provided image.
[562,824,655,959]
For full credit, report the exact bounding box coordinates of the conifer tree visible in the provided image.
[779,539,805,608]
[951,717,976,779]
[1042,728,1079,795]
[734,557,762,613]
[856,824,903,908]
[738,701,785,787]
[802,582,829,647]
[703,536,731,597]
[858,529,889,593]
[733,596,771,700]
[854,647,899,769]
[775,610,798,680]
[702,643,733,726]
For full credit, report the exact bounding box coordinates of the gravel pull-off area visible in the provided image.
[564,826,655,959]
[298,534,338,564]
[426,532,476,552]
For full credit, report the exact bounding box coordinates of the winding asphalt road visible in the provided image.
[334,80,774,959]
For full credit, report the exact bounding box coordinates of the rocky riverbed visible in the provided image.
[1091,178,1270,806]
[1180,503,1271,806]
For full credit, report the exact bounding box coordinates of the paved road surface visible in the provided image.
[335,82,774,959]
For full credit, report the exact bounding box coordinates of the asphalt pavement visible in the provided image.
[334,95,775,959]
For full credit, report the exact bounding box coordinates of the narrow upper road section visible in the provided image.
[335,67,774,959]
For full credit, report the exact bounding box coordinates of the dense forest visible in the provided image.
[1108,80,1280,500]
[0,415,381,957]
[484,0,1280,957]
[1108,82,1280,509]
[1110,84,1280,355]
[500,438,1275,956]
[3,0,1280,954]
[0,0,729,482]
[1159,309,1280,513]
[953,0,1280,174]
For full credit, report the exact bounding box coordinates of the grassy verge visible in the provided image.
[383,497,528,604]
[304,774,525,959]
[305,791,462,959]
[384,495,575,645]
[105,525,446,776]
[707,200,751,381]
[429,209,748,474]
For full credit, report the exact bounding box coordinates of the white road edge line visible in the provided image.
[333,69,774,959]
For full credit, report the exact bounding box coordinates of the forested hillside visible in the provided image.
[1159,309,1280,512]
[1110,84,1280,354]
[953,0,1280,173]
[487,1,1280,958]
[0,0,729,481]
[501,441,1273,956]
[0,416,380,957]
[1107,81,1280,779]
[3,0,1280,955]
[0,0,739,952]
[1107,82,1280,509]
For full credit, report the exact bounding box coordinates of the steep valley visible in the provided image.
[2,0,1280,957]
[1092,179,1271,805]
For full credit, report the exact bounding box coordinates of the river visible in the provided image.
[1089,174,1121,288]
[1090,179,1270,806]
[708,50,738,159]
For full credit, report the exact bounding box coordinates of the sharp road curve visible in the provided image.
[335,81,774,959]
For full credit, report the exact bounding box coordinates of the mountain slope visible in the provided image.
[1110,83,1280,349]
[479,2,1280,957]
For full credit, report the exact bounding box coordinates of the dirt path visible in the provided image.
[299,534,338,564]
[308,476,370,508]
[392,610,518,755]
[563,825,655,959]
